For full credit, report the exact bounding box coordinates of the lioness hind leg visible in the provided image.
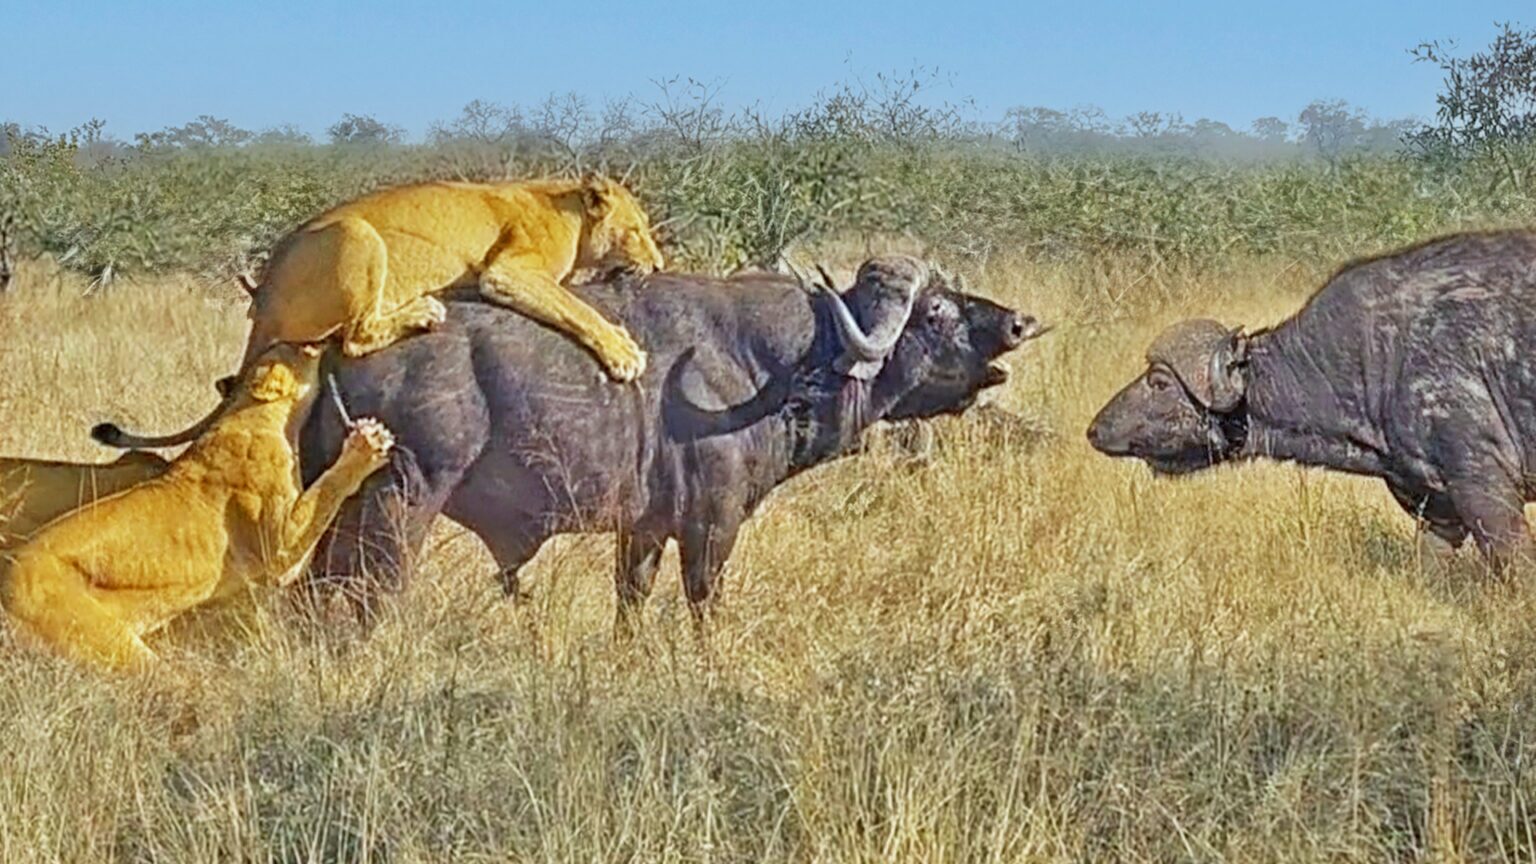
[342,295,448,357]
[1,557,157,672]
[478,259,646,381]
[284,216,428,359]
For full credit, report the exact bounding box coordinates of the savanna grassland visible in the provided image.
[2,241,1535,863]
[9,67,1536,859]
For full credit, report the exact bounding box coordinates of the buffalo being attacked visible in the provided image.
[300,255,1043,624]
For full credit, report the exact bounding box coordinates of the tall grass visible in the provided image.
[2,250,1534,862]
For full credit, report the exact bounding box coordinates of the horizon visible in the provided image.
[7,2,1530,141]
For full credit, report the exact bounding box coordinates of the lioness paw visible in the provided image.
[599,329,647,383]
[343,417,395,465]
[416,297,448,329]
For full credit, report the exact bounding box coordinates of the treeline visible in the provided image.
[2,26,1535,284]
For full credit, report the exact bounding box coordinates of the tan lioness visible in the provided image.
[0,451,169,551]
[92,176,665,450]
[1,343,393,672]
[1,379,239,550]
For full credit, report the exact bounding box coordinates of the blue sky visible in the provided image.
[6,1,1530,138]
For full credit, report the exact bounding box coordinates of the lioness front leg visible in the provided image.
[478,258,646,381]
[264,418,395,585]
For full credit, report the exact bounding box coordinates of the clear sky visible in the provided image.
[6,1,1530,139]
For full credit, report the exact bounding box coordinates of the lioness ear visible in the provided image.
[249,363,297,403]
[582,176,614,216]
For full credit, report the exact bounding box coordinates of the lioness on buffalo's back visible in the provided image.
[1087,229,1536,568]
[91,175,664,451]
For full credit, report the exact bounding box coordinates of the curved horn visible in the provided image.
[826,256,927,367]
[1207,327,1249,412]
[818,281,901,362]
[1146,319,1249,412]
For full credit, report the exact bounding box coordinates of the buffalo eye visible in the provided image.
[1147,370,1175,392]
[924,298,947,324]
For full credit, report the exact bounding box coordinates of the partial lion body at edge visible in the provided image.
[0,452,169,551]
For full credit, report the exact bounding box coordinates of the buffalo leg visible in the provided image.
[489,530,546,602]
[441,506,549,602]
[1445,477,1532,573]
[305,471,415,623]
[614,527,667,634]
[1384,479,1469,565]
[678,517,741,621]
[306,444,461,625]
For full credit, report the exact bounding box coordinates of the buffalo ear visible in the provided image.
[1206,327,1249,412]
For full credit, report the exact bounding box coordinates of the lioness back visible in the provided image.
[254,180,603,345]
[272,181,585,294]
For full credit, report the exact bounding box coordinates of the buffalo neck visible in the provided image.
[777,295,918,473]
[1239,317,1390,477]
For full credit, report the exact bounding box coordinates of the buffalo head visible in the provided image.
[797,255,1042,418]
[1086,318,1250,475]
[883,267,1043,420]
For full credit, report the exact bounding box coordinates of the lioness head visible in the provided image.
[240,342,325,407]
[578,177,665,276]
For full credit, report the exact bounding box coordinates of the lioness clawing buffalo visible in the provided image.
[1,343,394,670]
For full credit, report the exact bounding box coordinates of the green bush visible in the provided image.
[5,110,1536,284]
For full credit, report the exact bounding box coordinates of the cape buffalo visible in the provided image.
[1087,230,1536,568]
[301,255,1041,622]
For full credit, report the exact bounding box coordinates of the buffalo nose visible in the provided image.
[1086,416,1114,451]
[1086,416,1128,455]
[1003,314,1036,349]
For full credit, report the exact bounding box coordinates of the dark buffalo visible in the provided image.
[302,255,1041,621]
[1087,230,1536,568]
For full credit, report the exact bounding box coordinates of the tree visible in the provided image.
[1251,116,1290,143]
[327,113,403,146]
[1298,99,1368,165]
[134,115,251,149]
[430,99,523,146]
[252,125,313,146]
[1409,22,1536,156]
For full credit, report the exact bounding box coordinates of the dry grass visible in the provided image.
[0,251,1534,863]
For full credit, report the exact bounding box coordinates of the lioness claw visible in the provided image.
[420,297,448,328]
[602,332,648,382]
[345,418,394,461]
